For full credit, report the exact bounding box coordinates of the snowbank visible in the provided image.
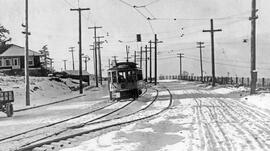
[210,86,247,94]
[158,79,179,83]
[241,93,270,111]
[0,76,82,110]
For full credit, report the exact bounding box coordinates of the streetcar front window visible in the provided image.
[118,71,127,83]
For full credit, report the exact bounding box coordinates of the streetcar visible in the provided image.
[107,62,144,100]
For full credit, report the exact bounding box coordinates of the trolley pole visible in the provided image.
[197,42,205,82]
[250,0,258,94]
[134,51,136,63]
[203,19,222,87]
[112,56,118,65]
[126,45,129,62]
[70,7,90,94]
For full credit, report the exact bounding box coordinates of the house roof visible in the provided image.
[0,44,42,57]
[63,70,91,76]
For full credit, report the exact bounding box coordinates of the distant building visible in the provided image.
[0,44,43,70]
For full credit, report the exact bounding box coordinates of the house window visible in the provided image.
[29,57,34,66]
[5,59,11,66]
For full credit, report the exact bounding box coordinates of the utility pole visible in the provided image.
[177,53,184,79]
[69,47,75,70]
[140,46,143,69]
[250,0,258,94]
[63,60,67,71]
[149,40,154,83]
[82,55,90,71]
[70,7,90,94]
[90,44,96,81]
[197,42,205,81]
[88,26,102,87]
[22,0,31,106]
[203,19,222,87]
[97,36,104,85]
[154,34,162,85]
[145,45,148,82]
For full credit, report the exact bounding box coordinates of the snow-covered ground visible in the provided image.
[2,77,270,151]
[60,81,270,151]
[241,93,270,112]
[0,76,86,110]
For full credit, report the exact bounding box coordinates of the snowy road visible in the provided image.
[61,81,270,151]
[1,81,270,151]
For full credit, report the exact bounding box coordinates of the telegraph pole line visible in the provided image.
[197,42,205,82]
[97,36,104,85]
[70,7,90,94]
[69,47,75,70]
[90,44,96,77]
[82,55,90,71]
[154,34,163,85]
[149,40,154,83]
[63,60,67,71]
[203,19,222,87]
[22,0,31,106]
[88,26,102,87]
[177,53,184,79]
[250,0,258,94]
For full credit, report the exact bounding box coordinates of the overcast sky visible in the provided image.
[1,0,270,77]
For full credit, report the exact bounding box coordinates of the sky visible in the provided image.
[1,0,270,78]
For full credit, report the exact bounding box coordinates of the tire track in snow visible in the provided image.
[194,99,220,151]
[207,100,235,151]
[217,98,269,151]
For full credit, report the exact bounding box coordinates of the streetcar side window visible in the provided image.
[137,70,143,80]
[112,71,117,83]
[108,72,111,82]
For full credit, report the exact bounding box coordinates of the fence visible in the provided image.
[159,75,270,88]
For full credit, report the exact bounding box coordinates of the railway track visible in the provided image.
[0,88,148,150]
[13,86,172,151]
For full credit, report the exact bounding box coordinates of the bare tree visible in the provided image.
[0,25,11,45]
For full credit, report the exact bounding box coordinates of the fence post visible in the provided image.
[247,78,250,86]
[236,77,238,85]
[262,78,265,87]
